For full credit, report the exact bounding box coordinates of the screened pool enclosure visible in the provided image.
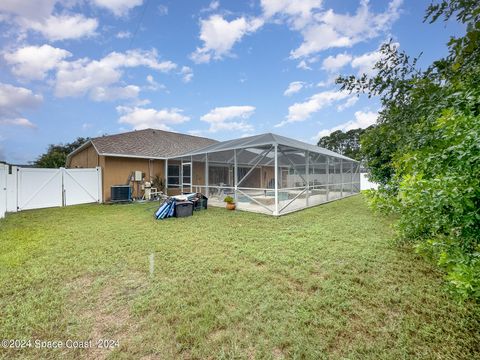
[166,133,360,216]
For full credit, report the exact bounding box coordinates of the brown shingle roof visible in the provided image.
[71,128,218,160]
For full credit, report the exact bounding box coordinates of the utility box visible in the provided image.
[134,171,143,181]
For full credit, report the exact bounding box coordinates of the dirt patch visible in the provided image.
[67,273,96,302]
[272,347,285,359]
[207,328,226,343]
[66,271,148,360]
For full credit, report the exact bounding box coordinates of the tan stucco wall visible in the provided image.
[69,144,99,168]
[69,146,167,201]
[261,166,275,188]
[103,157,165,201]
[192,161,206,185]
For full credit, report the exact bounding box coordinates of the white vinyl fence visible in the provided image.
[1,166,102,215]
[360,173,378,190]
[0,164,7,219]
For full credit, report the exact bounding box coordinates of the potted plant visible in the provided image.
[224,195,236,210]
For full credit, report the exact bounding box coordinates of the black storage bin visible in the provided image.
[194,194,208,211]
[175,201,193,218]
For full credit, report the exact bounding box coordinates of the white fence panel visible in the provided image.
[17,168,63,211]
[1,166,102,213]
[360,173,378,190]
[0,164,6,218]
[6,166,18,212]
[63,168,102,206]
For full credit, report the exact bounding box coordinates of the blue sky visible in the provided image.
[0,0,463,163]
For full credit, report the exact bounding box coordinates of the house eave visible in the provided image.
[99,153,167,160]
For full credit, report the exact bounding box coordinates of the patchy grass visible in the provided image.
[0,195,478,359]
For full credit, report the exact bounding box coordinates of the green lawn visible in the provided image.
[0,195,478,359]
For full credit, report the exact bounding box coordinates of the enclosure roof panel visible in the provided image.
[173,132,356,161]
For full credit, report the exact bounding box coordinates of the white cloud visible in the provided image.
[98,50,177,71]
[291,23,350,59]
[336,96,359,111]
[201,1,220,12]
[0,118,36,128]
[4,44,71,80]
[4,46,183,102]
[0,0,57,21]
[145,74,163,91]
[180,66,193,83]
[351,50,383,76]
[283,81,305,96]
[25,14,98,41]
[289,0,402,59]
[352,42,401,76]
[0,82,42,128]
[191,15,264,63]
[0,1,98,41]
[258,1,402,66]
[157,4,168,16]
[117,106,190,130]
[321,53,352,72]
[146,75,155,84]
[90,85,140,102]
[277,90,353,127]
[261,0,323,29]
[91,0,143,16]
[314,110,377,139]
[335,42,399,77]
[297,60,312,70]
[116,30,132,39]
[54,49,177,100]
[200,105,255,132]
[0,83,43,110]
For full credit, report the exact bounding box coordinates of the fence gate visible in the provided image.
[16,167,102,211]
[17,168,63,211]
[63,168,102,206]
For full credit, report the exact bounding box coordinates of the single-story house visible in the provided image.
[66,128,217,201]
[67,129,360,216]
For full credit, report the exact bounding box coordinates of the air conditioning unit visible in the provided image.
[111,185,131,202]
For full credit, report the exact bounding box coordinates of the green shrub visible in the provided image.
[343,1,480,301]
[223,195,235,204]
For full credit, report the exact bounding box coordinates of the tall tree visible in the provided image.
[34,137,90,168]
[336,0,480,300]
[317,127,371,161]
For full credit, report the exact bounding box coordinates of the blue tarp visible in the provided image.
[155,199,176,219]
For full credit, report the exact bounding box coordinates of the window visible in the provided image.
[182,163,191,185]
[238,167,249,180]
[208,166,229,186]
[167,164,180,186]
